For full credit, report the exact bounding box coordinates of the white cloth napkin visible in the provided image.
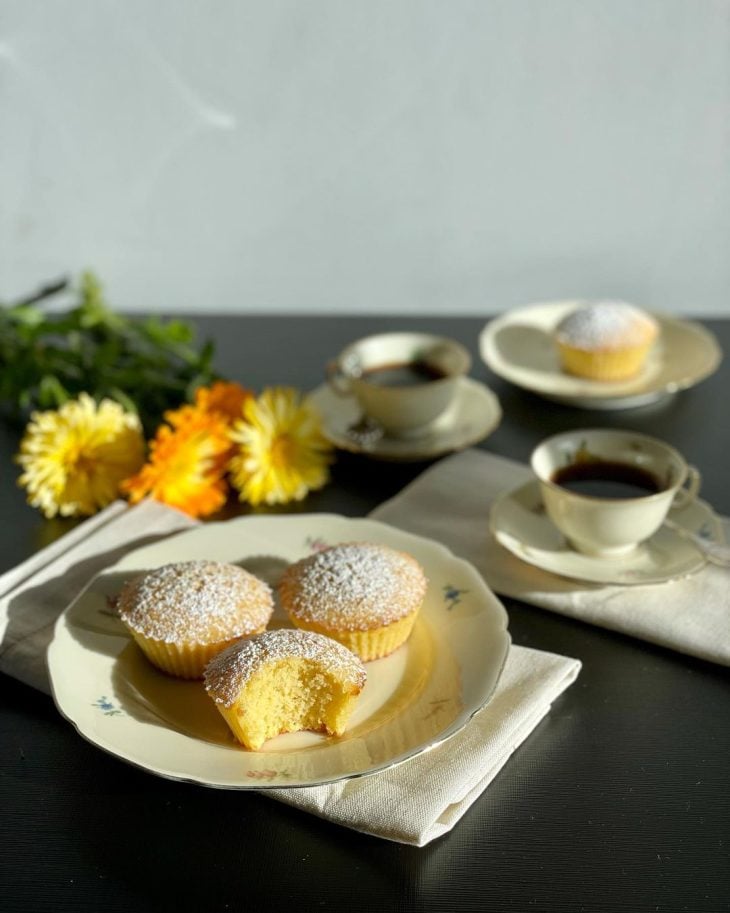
[373,449,730,667]
[0,496,580,847]
[0,501,195,692]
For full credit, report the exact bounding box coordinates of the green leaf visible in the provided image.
[107,387,139,415]
[7,304,46,328]
[0,270,218,430]
[38,375,70,408]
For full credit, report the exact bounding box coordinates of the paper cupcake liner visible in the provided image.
[289,611,419,662]
[557,341,653,381]
[130,628,266,679]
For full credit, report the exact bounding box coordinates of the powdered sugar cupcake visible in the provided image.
[118,560,273,679]
[555,301,659,381]
[204,628,366,750]
[278,543,427,661]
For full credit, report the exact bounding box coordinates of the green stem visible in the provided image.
[11,277,70,308]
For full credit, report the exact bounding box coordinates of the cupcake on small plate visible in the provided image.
[118,560,273,679]
[554,300,659,381]
[204,628,367,750]
[278,542,427,661]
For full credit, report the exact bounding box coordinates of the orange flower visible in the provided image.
[192,381,251,422]
[122,408,232,518]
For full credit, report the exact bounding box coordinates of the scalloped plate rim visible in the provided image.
[48,513,511,789]
[308,377,502,461]
[479,300,722,408]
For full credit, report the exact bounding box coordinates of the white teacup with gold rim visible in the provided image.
[530,429,701,558]
[327,332,471,438]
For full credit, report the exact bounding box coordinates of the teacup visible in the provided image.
[327,332,471,437]
[530,429,701,557]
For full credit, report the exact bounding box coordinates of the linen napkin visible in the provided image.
[373,448,730,667]
[0,501,195,692]
[0,497,580,847]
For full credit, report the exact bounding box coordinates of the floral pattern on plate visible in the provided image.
[48,514,510,789]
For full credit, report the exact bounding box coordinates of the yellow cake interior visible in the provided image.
[216,656,361,750]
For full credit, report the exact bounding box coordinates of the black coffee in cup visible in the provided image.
[327,332,471,435]
[551,461,663,500]
[362,361,447,387]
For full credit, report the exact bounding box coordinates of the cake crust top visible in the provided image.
[278,542,427,632]
[118,560,273,644]
[556,301,658,351]
[204,628,367,707]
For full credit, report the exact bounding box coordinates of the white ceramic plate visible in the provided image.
[48,514,510,789]
[490,480,724,585]
[479,301,722,410]
[309,377,501,461]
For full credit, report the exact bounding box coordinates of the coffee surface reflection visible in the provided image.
[362,361,447,387]
[551,460,662,500]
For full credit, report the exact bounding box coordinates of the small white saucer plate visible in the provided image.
[47,514,510,789]
[490,480,724,585]
[479,301,722,410]
[309,377,501,461]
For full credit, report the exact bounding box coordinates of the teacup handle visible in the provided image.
[671,465,701,510]
[326,360,352,397]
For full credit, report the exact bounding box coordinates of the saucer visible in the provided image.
[479,300,722,410]
[308,377,501,462]
[489,480,724,585]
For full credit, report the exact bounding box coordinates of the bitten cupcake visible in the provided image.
[117,560,273,679]
[204,628,367,750]
[555,301,659,381]
[278,542,427,661]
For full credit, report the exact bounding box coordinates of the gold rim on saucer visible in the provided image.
[489,480,724,585]
[308,377,502,461]
[479,301,722,410]
[48,514,510,789]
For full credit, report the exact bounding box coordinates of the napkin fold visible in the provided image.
[271,646,577,844]
[0,501,195,692]
[373,449,730,667]
[0,494,580,848]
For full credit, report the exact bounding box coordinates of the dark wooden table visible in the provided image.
[1,315,729,913]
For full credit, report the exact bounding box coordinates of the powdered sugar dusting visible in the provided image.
[278,543,427,631]
[204,629,367,707]
[556,301,658,350]
[118,560,273,644]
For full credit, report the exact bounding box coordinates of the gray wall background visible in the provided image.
[2,1,728,315]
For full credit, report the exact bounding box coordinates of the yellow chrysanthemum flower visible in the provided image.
[228,387,333,507]
[17,393,145,518]
[122,407,232,518]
